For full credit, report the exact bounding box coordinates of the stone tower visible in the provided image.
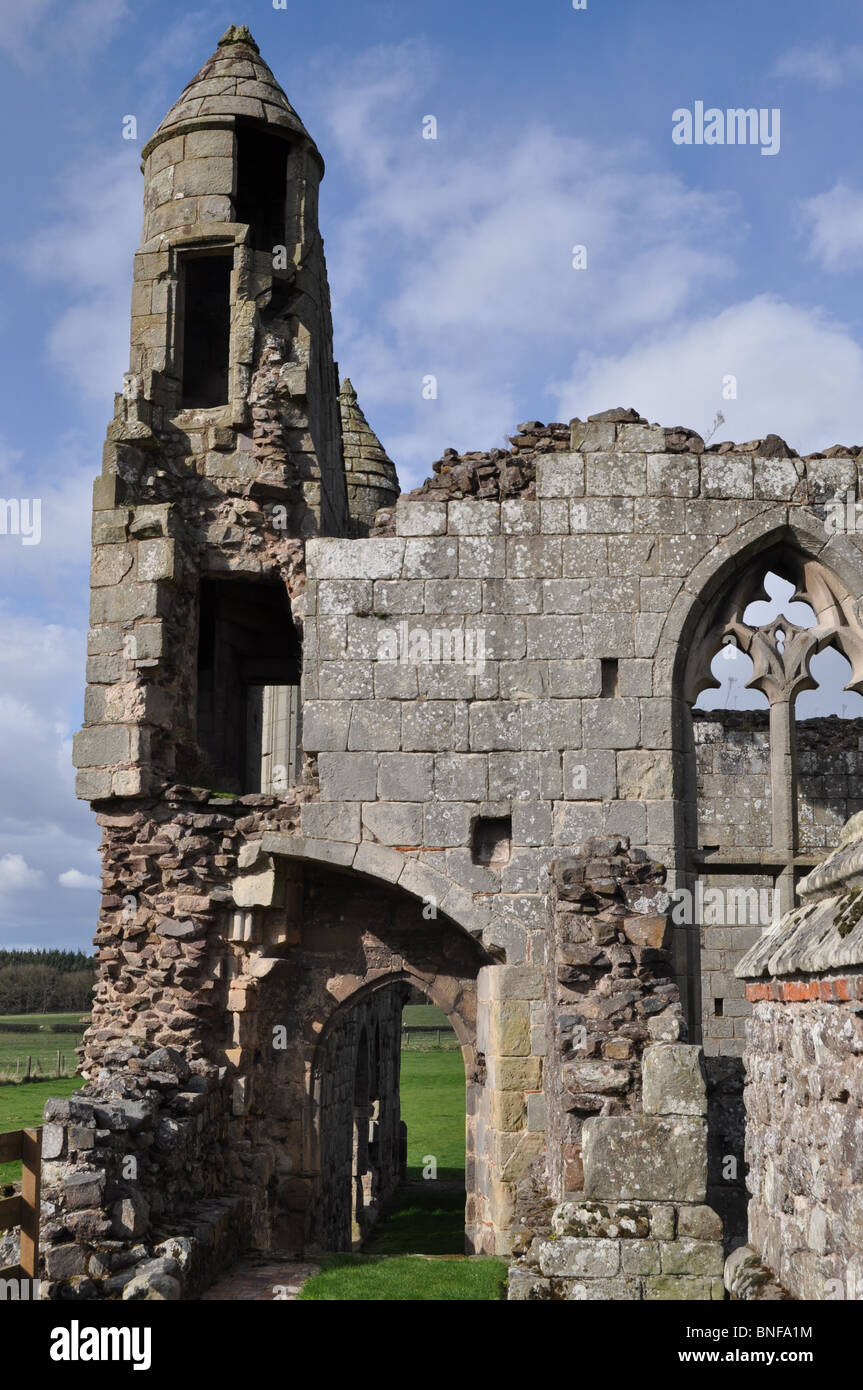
[74,23,362,799]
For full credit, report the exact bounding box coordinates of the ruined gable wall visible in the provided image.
[304,412,863,1037]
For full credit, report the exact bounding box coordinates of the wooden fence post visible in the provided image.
[19,1128,42,1280]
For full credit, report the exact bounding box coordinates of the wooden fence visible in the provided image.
[0,1127,42,1283]
[401,1025,457,1049]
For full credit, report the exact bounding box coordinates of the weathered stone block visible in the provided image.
[448,500,500,534]
[435,752,487,801]
[537,1237,620,1278]
[458,536,506,578]
[659,1238,724,1276]
[552,1201,651,1239]
[642,1276,724,1300]
[378,753,434,800]
[642,1045,707,1117]
[395,500,447,536]
[677,1205,724,1241]
[72,724,131,768]
[362,801,422,846]
[583,1115,708,1202]
[318,753,380,801]
[582,699,640,749]
[536,454,585,498]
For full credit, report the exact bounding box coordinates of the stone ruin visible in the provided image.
[29,25,863,1299]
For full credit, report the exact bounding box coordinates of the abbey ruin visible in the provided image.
[32,25,863,1300]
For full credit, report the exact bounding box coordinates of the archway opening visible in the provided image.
[316,975,469,1257]
[364,987,466,1257]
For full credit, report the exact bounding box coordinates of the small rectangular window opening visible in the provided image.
[180,254,232,408]
[472,817,512,867]
[714,998,724,1017]
[601,658,619,698]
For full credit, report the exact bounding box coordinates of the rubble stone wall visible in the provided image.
[742,987,863,1300]
[737,819,863,1299]
[545,836,682,1199]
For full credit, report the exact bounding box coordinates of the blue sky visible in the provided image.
[1,0,863,950]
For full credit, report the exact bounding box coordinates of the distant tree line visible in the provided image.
[0,949,95,1015]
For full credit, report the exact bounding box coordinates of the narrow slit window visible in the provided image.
[235,124,289,252]
[601,658,619,698]
[181,254,232,408]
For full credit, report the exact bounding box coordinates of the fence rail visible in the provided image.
[401,1025,456,1048]
[0,1127,42,1283]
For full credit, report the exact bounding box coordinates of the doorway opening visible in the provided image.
[364,989,465,1257]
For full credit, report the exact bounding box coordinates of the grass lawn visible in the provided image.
[0,1012,87,1079]
[297,1255,507,1301]
[0,1077,85,1185]
[400,1047,465,1181]
[364,1183,466,1256]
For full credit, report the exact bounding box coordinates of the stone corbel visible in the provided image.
[232,842,281,908]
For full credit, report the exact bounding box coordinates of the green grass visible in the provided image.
[0,1077,85,1185]
[0,1012,87,1079]
[297,1254,507,1301]
[401,1004,449,1028]
[400,1047,465,1181]
[364,1184,466,1256]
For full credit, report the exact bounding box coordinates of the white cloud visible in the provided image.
[318,44,740,483]
[802,182,863,271]
[23,153,140,404]
[0,854,42,893]
[58,869,100,891]
[773,41,863,88]
[548,296,863,455]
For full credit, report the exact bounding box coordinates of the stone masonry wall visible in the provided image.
[303,411,863,1031]
[509,1035,724,1301]
[695,712,863,854]
[37,782,498,1295]
[737,816,863,1300]
[742,989,863,1299]
[545,835,682,1199]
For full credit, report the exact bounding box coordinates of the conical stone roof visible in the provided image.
[339,379,399,533]
[142,24,318,161]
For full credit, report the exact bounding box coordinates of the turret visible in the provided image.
[74,26,350,800]
[339,378,400,534]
